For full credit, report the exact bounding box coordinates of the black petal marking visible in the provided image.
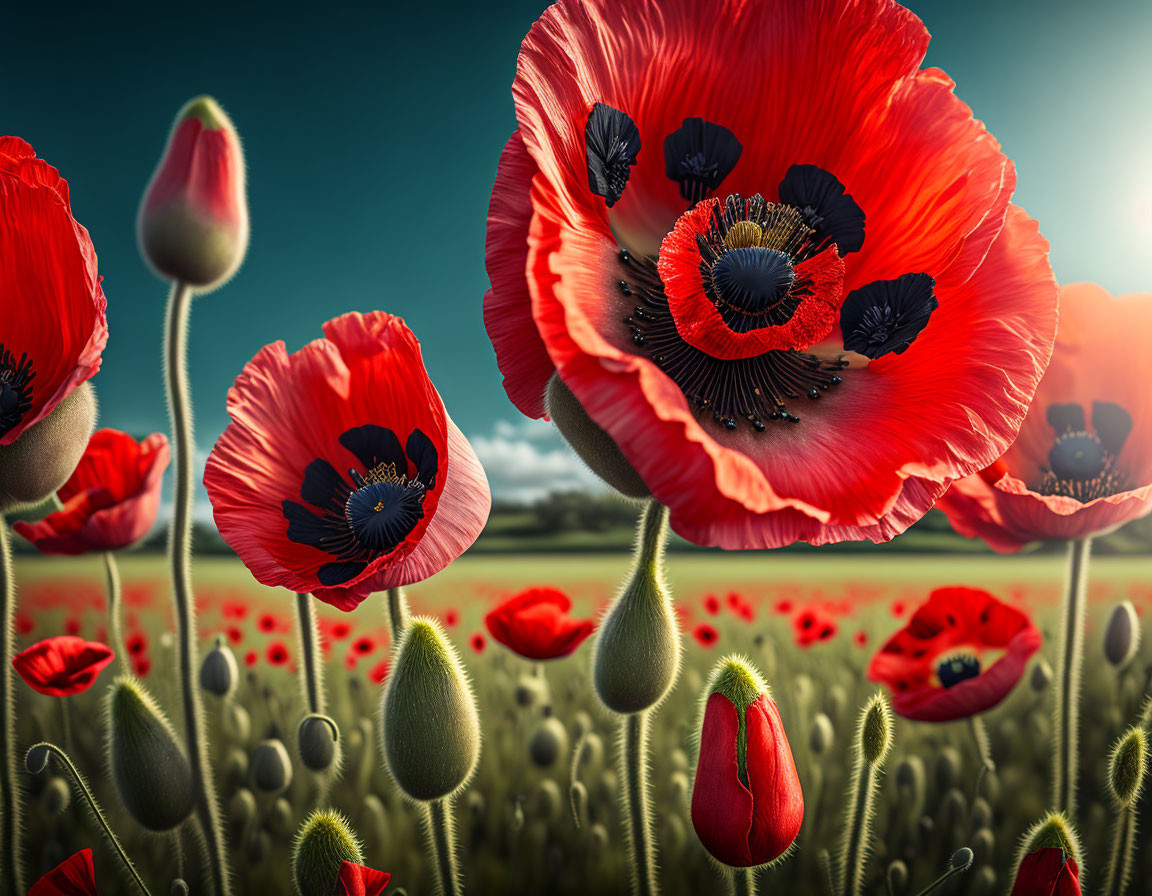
[1047,403,1085,434]
[0,344,36,439]
[663,117,743,203]
[338,425,406,475]
[778,164,865,256]
[585,103,641,207]
[841,273,937,359]
[1040,400,1131,501]
[405,429,439,490]
[1092,401,1133,455]
[318,562,368,587]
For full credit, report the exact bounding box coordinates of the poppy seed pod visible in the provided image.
[199,637,238,697]
[0,382,96,513]
[529,717,568,769]
[250,739,294,794]
[861,694,892,765]
[593,503,680,713]
[291,810,362,896]
[1108,726,1147,807]
[138,96,248,291]
[1103,601,1140,669]
[690,655,804,868]
[380,617,480,801]
[298,714,341,773]
[106,676,195,831]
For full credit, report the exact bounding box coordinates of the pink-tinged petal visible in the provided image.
[337,861,391,896]
[29,848,98,896]
[691,693,754,867]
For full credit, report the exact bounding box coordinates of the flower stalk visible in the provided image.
[1052,537,1092,817]
[0,523,22,895]
[427,798,462,896]
[386,586,409,644]
[838,694,893,896]
[104,550,126,673]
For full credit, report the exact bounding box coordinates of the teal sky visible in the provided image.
[4,0,1151,501]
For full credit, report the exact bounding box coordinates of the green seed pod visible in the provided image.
[940,788,968,833]
[0,382,96,513]
[934,746,961,794]
[823,684,848,721]
[107,676,195,831]
[952,846,974,870]
[588,823,609,855]
[886,860,908,896]
[268,797,295,839]
[670,770,690,806]
[534,779,563,821]
[381,617,480,801]
[861,693,892,765]
[291,809,364,896]
[228,788,256,838]
[226,702,251,743]
[298,714,341,773]
[970,797,993,833]
[573,711,594,739]
[250,739,293,794]
[838,693,894,896]
[246,830,270,864]
[810,712,834,755]
[200,637,238,697]
[1108,726,1147,807]
[592,502,680,713]
[791,674,814,712]
[40,777,71,815]
[546,374,650,498]
[515,675,545,708]
[529,717,569,769]
[224,747,249,791]
[1030,659,1053,693]
[669,747,689,771]
[1104,601,1140,669]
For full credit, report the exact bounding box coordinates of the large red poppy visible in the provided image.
[204,312,491,611]
[484,586,595,660]
[483,0,1058,548]
[867,586,1041,721]
[1,137,108,446]
[938,284,1152,552]
[12,635,115,697]
[28,849,98,896]
[1011,848,1081,896]
[13,429,170,554]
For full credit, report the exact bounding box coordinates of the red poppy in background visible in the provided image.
[337,861,391,896]
[1011,848,1081,896]
[12,636,114,697]
[703,595,720,615]
[793,609,837,647]
[28,848,97,896]
[853,631,869,648]
[693,623,719,648]
[14,429,169,554]
[483,0,1058,550]
[485,586,595,660]
[133,656,151,677]
[245,650,258,667]
[0,138,107,447]
[369,660,390,685]
[125,632,148,656]
[469,633,487,654]
[868,587,1041,721]
[204,312,491,611]
[939,285,1152,552]
[444,609,459,627]
[266,642,290,665]
[352,636,375,655]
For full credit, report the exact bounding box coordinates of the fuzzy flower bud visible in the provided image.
[199,636,238,697]
[860,693,893,765]
[298,714,341,773]
[250,739,294,794]
[1108,726,1147,807]
[529,717,568,769]
[291,810,362,896]
[1103,601,1140,669]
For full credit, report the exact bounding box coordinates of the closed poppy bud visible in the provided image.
[1012,812,1082,893]
[107,676,195,831]
[1011,848,1081,896]
[1107,726,1147,807]
[298,714,341,773]
[138,95,248,291]
[291,810,362,896]
[199,636,238,697]
[1103,601,1140,669]
[690,656,803,868]
[250,739,294,794]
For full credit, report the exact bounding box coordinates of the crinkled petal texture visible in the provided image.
[485,0,1057,548]
[337,861,391,896]
[204,312,491,609]
[1011,848,1081,896]
[867,586,1041,721]
[29,849,98,896]
[939,284,1152,552]
[691,692,803,867]
[484,586,595,660]
[0,137,108,445]
[13,429,169,554]
[12,635,115,698]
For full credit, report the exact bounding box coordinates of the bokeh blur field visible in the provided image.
[11,552,1152,895]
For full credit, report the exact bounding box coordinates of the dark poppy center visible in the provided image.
[1041,401,1131,502]
[344,475,426,554]
[711,248,795,319]
[0,344,36,438]
[1049,433,1106,481]
[937,654,981,688]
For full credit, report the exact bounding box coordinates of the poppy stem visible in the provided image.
[621,710,658,896]
[295,593,324,715]
[426,797,462,896]
[27,741,153,895]
[164,279,230,896]
[0,523,24,895]
[104,551,126,674]
[909,861,970,896]
[1102,802,1136,896]
[968,715,994,800]
[732,867,757,896]
[1052,536,1092,818]
[386,586,409,644]
[60,695,74,756]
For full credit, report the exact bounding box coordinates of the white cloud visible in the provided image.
[469,419,605,504]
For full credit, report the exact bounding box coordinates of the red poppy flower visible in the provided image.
[257,613,278,633]
[331,621,351,640]
[29,848,97,896]
[773,600,793,615]
[133,655,151,677]
[692,689,803,867]
[369,660,390,684]
[0,138,107,447]
[853,631,869,648]
[15,612,34,635]
[792,609,837,647]
[226,626,243,644]
[1011,848,1081,896]
[266,642,290,665]
[125,632,148,656]
[483,0,1058,549]
[64,618,81,636]
[891,600,907,617]
[469,632,487,654]
[245,650,258,667]
[867,586,1041,721]
[204,311,491,611]
[14,429,169,554]
[693,623,719,648]
[352,636,375,655]
[939,285,1152,552]
[703,594,720,615]
[12,635,114,697]
[337,861,391,896]
[484,586,595,660]
[444,608,459,627]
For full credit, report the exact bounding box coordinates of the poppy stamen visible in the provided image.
[1040,401,1132,501]
[935,651,981,688]
[0,344,36,438]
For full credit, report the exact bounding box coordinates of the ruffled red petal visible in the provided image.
[337,861,391,896]
[745,694,804,864]
[28,848,98,896]
[484,586,595,660]
[12,635,115,697]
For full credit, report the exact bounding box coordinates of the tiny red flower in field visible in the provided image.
[369,660,390,685]
[0,138,107,447]
[726,592,742,611]
[773,600,793,615]
[15,612,33,635]
[469,632,487,654]
[737,604,756,623]
[257,613,278,633]
[352,637,375,655]
[693,624,719,647]
[133,656,151,677]
[64,618,81,636]
[1011,848,1081,896]
[12,636,113,697]
[204,312,491,611]
[245,650,258,667]
[703,594,721,615]
[331,622,351,640]
[444,609,459,627]
[485,586,595,660]
[868,586,1041,721]
[29,848,97,896]
[692,661,803,867]
[226,626,243,644]
[793,609,838,647]
[891,600,907,617]
[337,860,391,896]
[222,600,248,619]
[125,632,148,656]
[267,642,290,665]
[13,429,169,554]
[939,284,1152,551]
[853,631,869,648]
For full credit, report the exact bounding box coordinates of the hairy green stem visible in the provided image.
[622,711,658,896]
[386,586,409,644]
[427,798,462,896]
[733,867,757,896]
[164,280,229,896]
[1102,804,1137,896]
[1053,537,1091,818]
[61,696,74,757]
[29,741,152,895]
[0,523,23,894]
[104,551,126,673]
[295,593,324,715]
[839,756,878,895]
